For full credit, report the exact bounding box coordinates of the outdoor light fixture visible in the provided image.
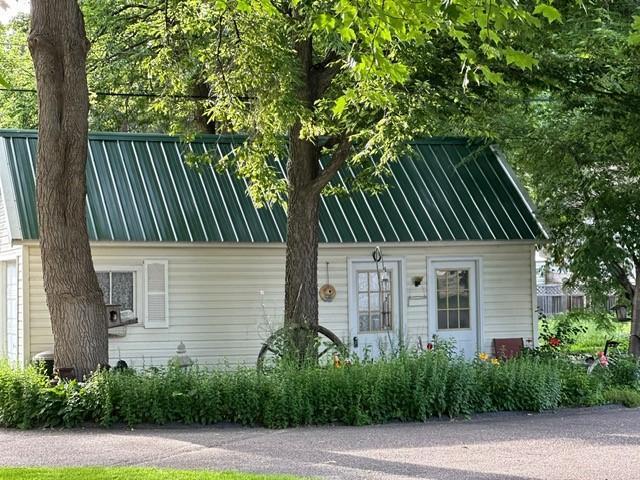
[172,341,194,368]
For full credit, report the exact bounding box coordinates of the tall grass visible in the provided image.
[3,350,632,430]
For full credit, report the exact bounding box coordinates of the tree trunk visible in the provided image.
[284,122,320,328]
[630,270,640,356]
[28,0,108,379]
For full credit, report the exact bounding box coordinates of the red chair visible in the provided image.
[493,338,524,360]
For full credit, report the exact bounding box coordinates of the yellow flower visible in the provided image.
[491,358,500,366]
[478,352,489,361]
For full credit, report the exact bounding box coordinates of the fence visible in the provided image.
[536,284,585,316]
[536,284,618,316]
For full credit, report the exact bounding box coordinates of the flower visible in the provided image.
[426,342,434,351]
[597,351,609,367]
[548,337,561,347]
[332,353,342,368]
[478,352,489,361]
[491,358,500,366]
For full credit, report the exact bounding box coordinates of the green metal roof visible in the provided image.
[0,130,545,243]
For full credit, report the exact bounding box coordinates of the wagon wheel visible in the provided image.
[257,324,346,371]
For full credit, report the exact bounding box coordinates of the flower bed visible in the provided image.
[0,350,637,429]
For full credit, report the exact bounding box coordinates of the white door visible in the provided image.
[349,260,401,359]
[428,260,478,359]
[5,261,18,363]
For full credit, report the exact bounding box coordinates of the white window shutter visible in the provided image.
[144,260,169,328]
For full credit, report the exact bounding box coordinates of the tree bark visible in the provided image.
[284,122,321,328]
[630,270,640,356]
[28,0,108,379]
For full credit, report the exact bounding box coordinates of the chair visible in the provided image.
[493,338,524,360]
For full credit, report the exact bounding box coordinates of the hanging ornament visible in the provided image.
[319,261,337,302]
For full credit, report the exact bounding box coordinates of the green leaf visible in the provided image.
[332,96,347,117]
[504,48,538,70]
[0,72,9,89]
[339,26,357,42]
[533,4,562,24]
[313,13,336,31]
[479,65,505,85]
[629,16,640,45]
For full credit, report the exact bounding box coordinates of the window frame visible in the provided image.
[435,268,472,330]
[356,269,393,333]
[94,265,144,323]
[427,257,483,352]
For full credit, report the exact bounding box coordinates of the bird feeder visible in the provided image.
[611,304,631,322]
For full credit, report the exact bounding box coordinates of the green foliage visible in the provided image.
[538,311,588,352]
[53,0,563,206]
[2,352,637,430]
[607,354,640,389]
[469,2,640,318]
[557,360,606,407]
[603,388,640,408]
[537,310,630,354]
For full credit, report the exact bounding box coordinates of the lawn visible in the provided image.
[0,468,306,480]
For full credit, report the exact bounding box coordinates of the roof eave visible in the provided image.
[490,145,550,240]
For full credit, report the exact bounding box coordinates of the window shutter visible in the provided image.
[144,260,168,328]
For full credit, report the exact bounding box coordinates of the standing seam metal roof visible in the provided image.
[0,130,545,243]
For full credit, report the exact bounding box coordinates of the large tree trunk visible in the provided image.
[284,122,321,328]
[630,270,640,356]
[29,0,108,379]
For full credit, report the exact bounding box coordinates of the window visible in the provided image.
[357,270,392,332]
[96,271,135,313]
[436,269,470,330]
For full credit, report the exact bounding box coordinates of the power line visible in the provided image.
[0,87,210,100]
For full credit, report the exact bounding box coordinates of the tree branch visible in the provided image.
[611,262,635,301]
[310,136,351,193]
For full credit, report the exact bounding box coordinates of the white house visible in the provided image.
[0,130,547,367]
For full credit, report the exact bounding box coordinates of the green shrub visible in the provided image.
[607,354,640,388]
[557,360,606,407]
[603,388,640,408]
[0,352,637,430]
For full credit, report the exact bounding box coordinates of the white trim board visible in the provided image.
[0,139,23,242]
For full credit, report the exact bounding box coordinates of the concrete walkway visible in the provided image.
[0,406,638,479]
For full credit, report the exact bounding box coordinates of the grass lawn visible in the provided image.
[0,468,306,480]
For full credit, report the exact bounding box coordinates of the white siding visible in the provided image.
[26,241,535,367]
[0,188,25,364]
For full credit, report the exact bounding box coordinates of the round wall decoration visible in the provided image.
[319,283,336,302]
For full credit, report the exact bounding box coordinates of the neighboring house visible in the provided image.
[535,251,588,316]
[0,130,547,367]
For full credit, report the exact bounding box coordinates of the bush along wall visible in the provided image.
[0,351,638,429]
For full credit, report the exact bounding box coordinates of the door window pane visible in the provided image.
[356,269,392,333]
[438,310,447,329]
[459,309,470,329]
[435,268,471,330]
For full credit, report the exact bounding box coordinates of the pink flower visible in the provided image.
[548,337,561,347]
[597,351,609,367]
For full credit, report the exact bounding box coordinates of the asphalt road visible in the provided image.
[0,406,638,480]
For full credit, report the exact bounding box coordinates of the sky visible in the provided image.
[0,0,29,24]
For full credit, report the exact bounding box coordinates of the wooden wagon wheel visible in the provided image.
[257,324,346,371]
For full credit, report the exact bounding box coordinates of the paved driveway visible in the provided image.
[0,406,638,480]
